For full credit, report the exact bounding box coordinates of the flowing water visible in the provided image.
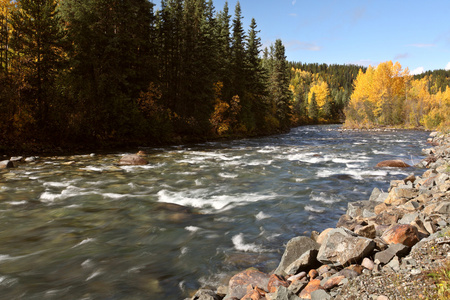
[0,125,429,299]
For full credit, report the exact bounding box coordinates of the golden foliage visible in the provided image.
[345,61,450,130]
[210,81,241,135]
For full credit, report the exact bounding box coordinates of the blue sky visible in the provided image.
[214,0,450,73]
[187,0,450,74]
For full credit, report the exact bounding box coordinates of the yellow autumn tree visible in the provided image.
[345,61,409,127]
[308,80,330,109]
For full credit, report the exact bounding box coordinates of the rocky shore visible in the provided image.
[189,131,450,300]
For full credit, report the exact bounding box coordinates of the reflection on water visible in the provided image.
[0,125,429,299]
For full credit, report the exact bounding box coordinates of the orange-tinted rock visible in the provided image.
[119,154,148,165]
[376,160,411,168]
[308,269,319,279]
[226,268,270,299]
[241,285,264,300]
[374,203,388,215]
[322,275,345,290]
[381,224,420,247]
[298,279,324,299]
[267,274,288,293]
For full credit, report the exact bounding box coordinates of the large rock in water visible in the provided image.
[376,160,411,168]
[273,236,319,276]
[317,228,375,267]
[119,154,148,165]
[0,160,13,169]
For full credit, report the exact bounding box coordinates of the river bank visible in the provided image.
[190,131,450,300]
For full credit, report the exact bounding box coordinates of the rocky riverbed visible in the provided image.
[189,131,450,300]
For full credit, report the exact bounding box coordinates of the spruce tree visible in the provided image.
[308,92,319,122]
[10,0,64,130]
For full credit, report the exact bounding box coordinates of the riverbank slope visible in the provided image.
[190,131,450,300]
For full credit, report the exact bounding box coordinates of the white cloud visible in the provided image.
[411,67,425,75]
[292,0,297,5]
[445,62,450,71]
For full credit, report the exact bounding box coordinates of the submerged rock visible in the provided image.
[376,160,411,168]
[119,154,148,165]
[0,160,13,169]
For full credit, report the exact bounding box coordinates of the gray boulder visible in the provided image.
[284,249,319,276]
[273,236,319,276]
[317,228,375,267]
[191,289,220,300]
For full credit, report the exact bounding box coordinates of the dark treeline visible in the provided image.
[413,69,450,93]
[0,0,294,151]
[0,0,362,152]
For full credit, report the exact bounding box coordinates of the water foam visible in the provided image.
[255,211,270,220]
[232,233,264,253]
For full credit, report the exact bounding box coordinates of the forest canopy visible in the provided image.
[1,0,448,153]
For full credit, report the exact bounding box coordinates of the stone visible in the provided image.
[298,279,323,299]
[345,264,364,275]
[0,160,13,169]
[337,269,359,279]
[191,289,221,300]
[316,228,333,245]
[274,237,319,276]
[119,154,148,165]
[25,156,37,162]
[268,274,289,293]
[400,200,420,212]
[374,243,410,265]
[310,289,331,300]
[381,224,419,247]
[317,228,375,267]
[321,275,345,290]
[347,201,377,218]
[374,203,388,215]
[369,188,382,202]
[435,202,450,214]
[308,269,319,279]
[398,212,419,224]
[287,271,306,283]
[361,257,374,270]
[225,268,270,300]
[424,221,436,234]
[376,160,411,168]
[284,249,319,275]
[336,214,357,231]
[266,286,299,300]
[288,279,308,294]
[241,286,264,300]
[355,224,376,239]
[385,187,418,204]
[317,265,331,275]
[374,211,400,226]
[404,174,416,185]
[387,256,400,271]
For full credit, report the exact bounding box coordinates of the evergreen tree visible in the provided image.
[230,1,245,98]
[61,0,156,140]
[268,39,292,129]
[10,0,65,130]
[308,92,318,122]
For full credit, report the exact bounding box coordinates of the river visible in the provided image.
[0,125,430,299]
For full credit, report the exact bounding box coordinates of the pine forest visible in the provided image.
[1,0,450,152]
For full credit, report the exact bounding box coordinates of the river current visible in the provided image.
[0,125,429,299]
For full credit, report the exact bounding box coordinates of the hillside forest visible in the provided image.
[1,0,450,152]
